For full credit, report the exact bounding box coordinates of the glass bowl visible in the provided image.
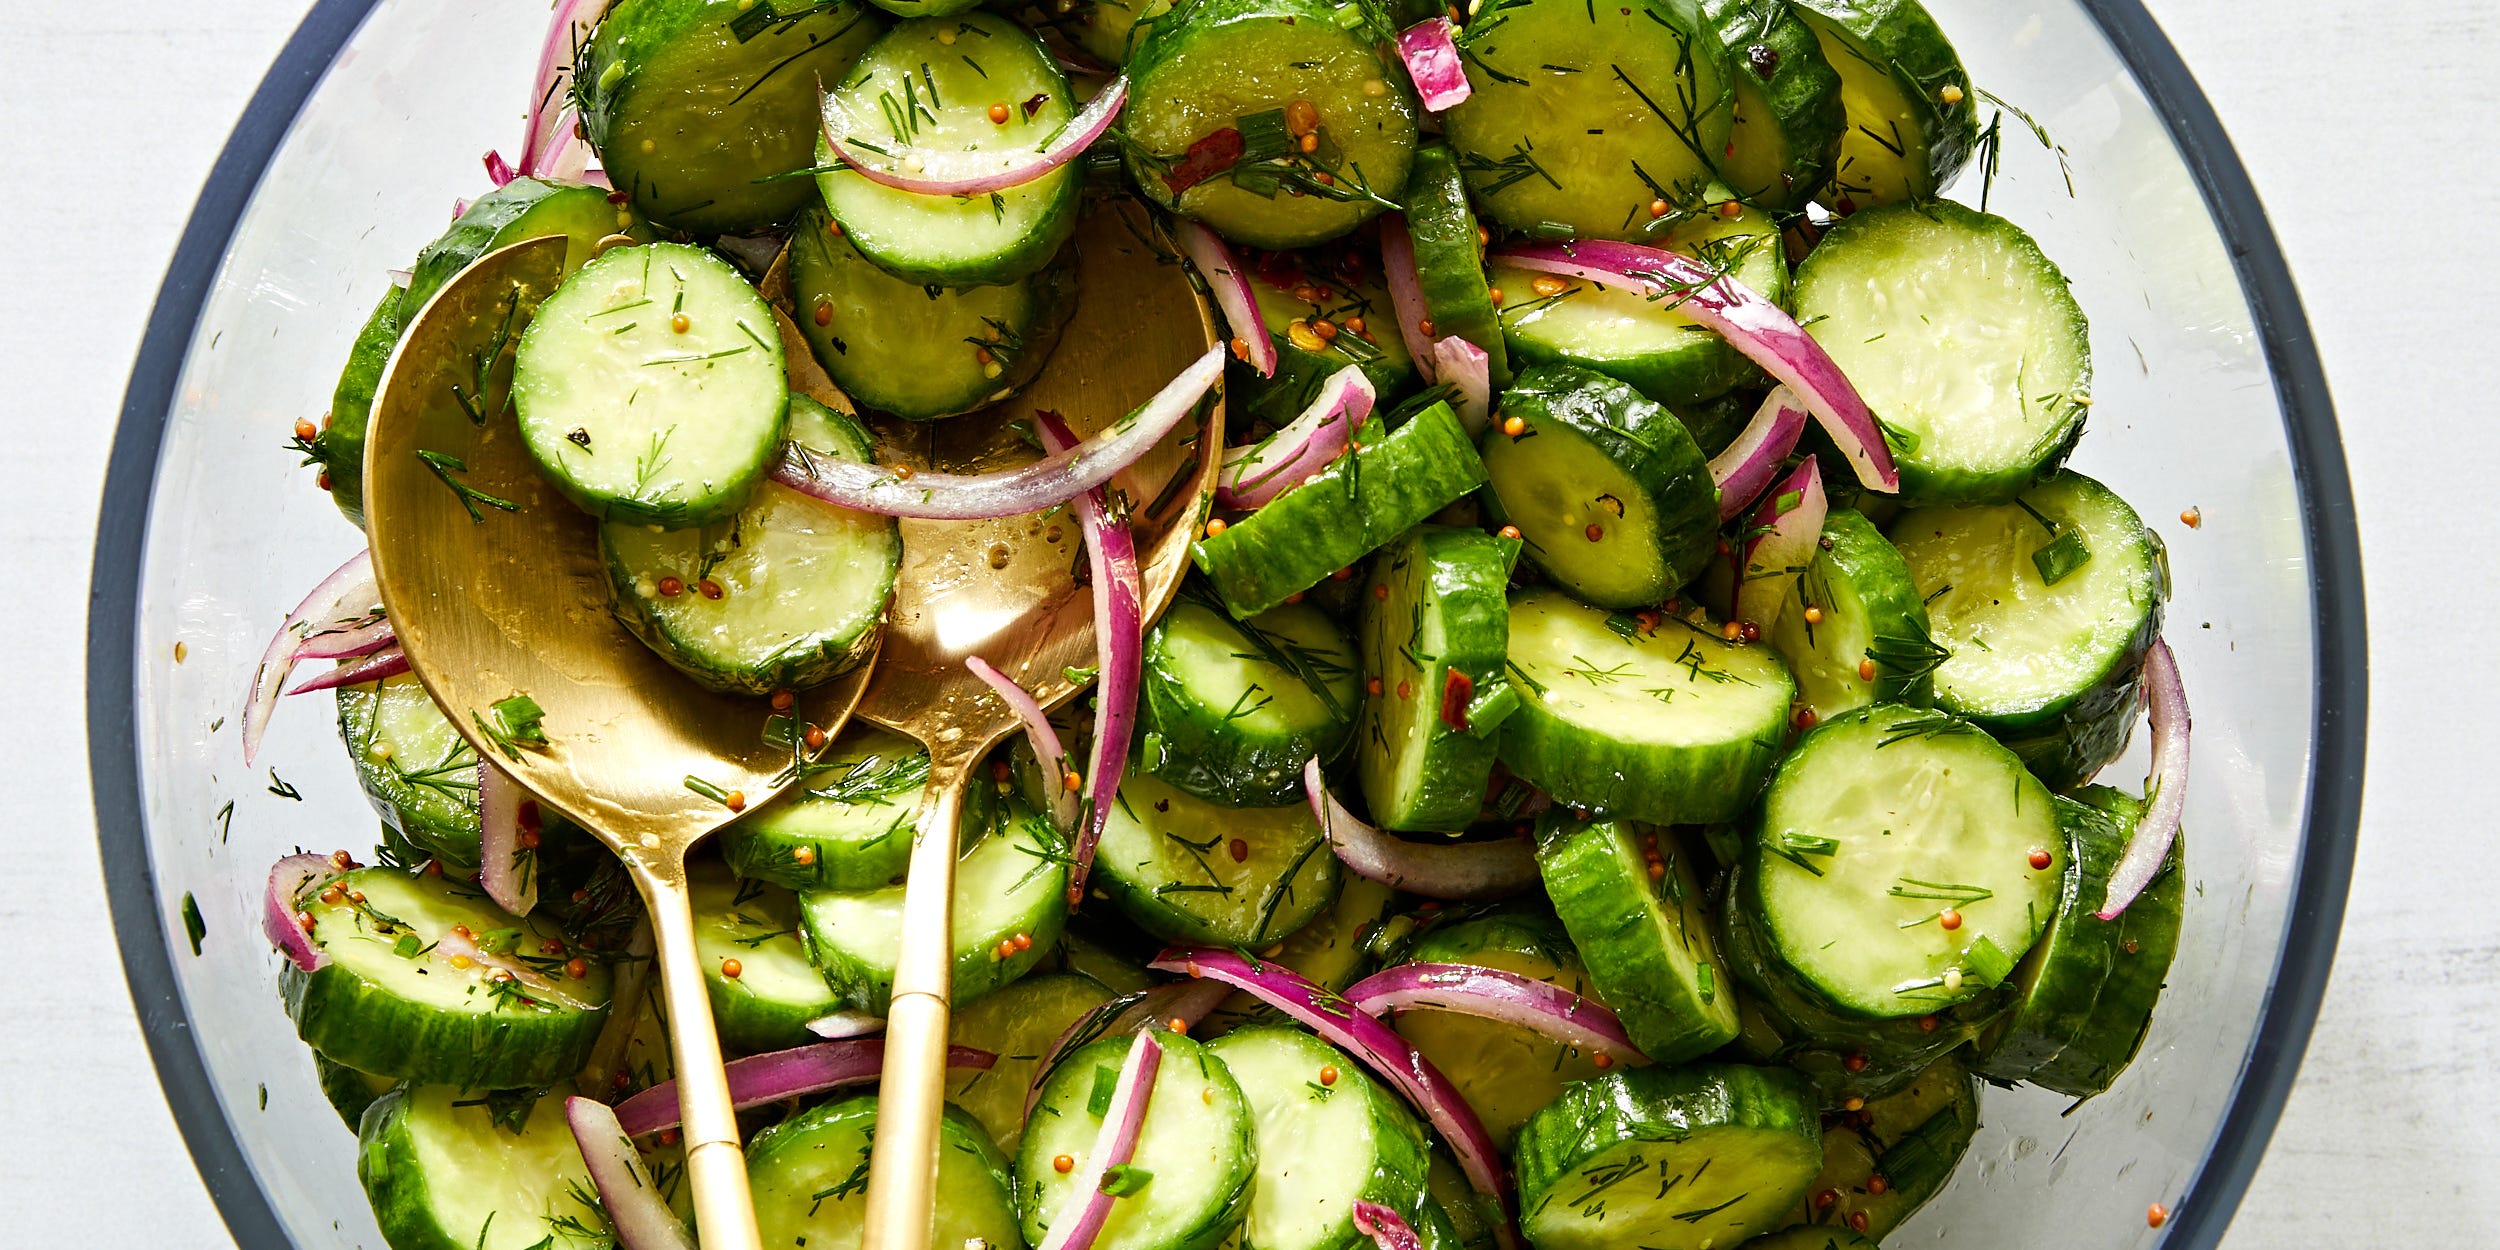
[88,1,2365,1246]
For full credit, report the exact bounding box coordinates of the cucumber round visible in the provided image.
[720,724,930,890]
[1512,1064,1824,1250]
[1091,769,1342,947]
[515,241,790,528]
[1424,1150,1501,1250]
[1206,1027,1436,1250]
[601,395,899,694]
[1792,200,2089,506]
[1444,0,1733,238]
[1356,525,1519,833]
[1741,1228,1878,1250]
[1124,0,1419,248]
[816,14,1082,286]
[1230,258,1419,432]
[1784,0,1978,209]
[688,862,842,1053]
[1480,363,1721,607]
[946,972,1116,1151]
[1891,470,2165,789]
[317,1055,398,1131]
[1402,144,1509,386]
[1767,508,1942,722]
[1017,1030,1256,1250]
[1139,595,1362,806]
[336,672,482,869]
[1778,1054,1978,1239]
[1536,811,1740,1064]
[311,287,406,527]
[1389,912,1612,1148]
[357,1085,609,1250]
[1052,919,1164,995]
[1749,704,2060,1019]
[748,1095,1022,1247]
[583,0,887,233]
[1499,592,1796,825]
[1700,0,1846,213]
[1027,0,1176,66]
[1673,388,1756,458]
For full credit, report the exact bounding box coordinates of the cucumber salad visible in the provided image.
[243,0,2196,1247]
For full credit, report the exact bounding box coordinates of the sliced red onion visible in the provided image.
[1494,241,1897,492]
[386,268,414,289]
[968,656,1080,833]
[1025,979,1232,1120]
[484,149,517,188]
[517,0,607,179]
[771,346,1222,520]
[803,1010,887,1040]
[1346,963,1647,1065]
[1036,1027,1164,1250]
[1396,19,1472,111]
[478,760,537,917]
[566,1096,698,1250]
[1216,365,1372,509]
[1379,216,1438,384]
[1708,385,1811,521]
[1431,337,1490,436]
[2098,638,2190,920]
[290,616,394,661]
[451,196,473,223]
[613,1039,996,1137]
[1035,412,1146,906]
[1732,456,1827,634]
[262,852,342,972]
[1177,220,1276,379]
[283,644,408,696]
[819,75,1128,198]
[436,929,605,1013]
[1353,1202,1427,1250]
[243,549,381,766]
[1148,947,1511,1223]
[1305,758,1536,900]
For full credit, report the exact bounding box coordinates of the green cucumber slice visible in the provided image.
[1536,811,1740,1063]
[1206,1027,1436,1250]
[1020,0,1176,66]
[1125,0,1419,248]
[1091,769,1342,946]
[1192,401,1488,617]
[1741,1227,1879,1250]
[689,863,841,1053]
[1356,525,1519,832]
[583,0,886,233]
[1778,1054,1978,1239]
[1701,0,1846,213]
[600,395,899,694]
[1425,1150,1501,1250]
[337,672,483,869]
[311,287,405,527]
[1478,364,1719,606]
[1444,0,1734,239]
[1748,704,2059,1018]
[946,972,1116,1150]
[1053,919,1163,995]
[514,242,790,528]
[1391,912,1612,1148]
[1139,593,1362,807]
[1768,508,1943,721]
[357,1085,608,1250]
[748,1095,1022,1246]
[316,1055,398,1131]
[1784,0,1978,209]
[1500,592,1795,825]
[1403,144,1510,386]
[1674,388,1756,458]
[1512,1064,1824,1250]
[1891,470,2165,788]
[720,724,931,890]
[816,14,1082,286]
[1232,261,1418,432]
[1017,1031,1256,1250]
[1792,200,2089,506]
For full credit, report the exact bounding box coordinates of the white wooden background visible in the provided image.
[3,0,2489,1244]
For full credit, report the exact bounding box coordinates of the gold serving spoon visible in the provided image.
[362,234,874,1250]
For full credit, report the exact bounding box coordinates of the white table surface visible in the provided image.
[3,1,2486,1245]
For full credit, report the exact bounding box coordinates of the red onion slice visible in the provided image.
[477,760,537,917]
[803,1010,888,1040]
[484,149,517,188]
[613,1039,996,1137]
[969,656,1080,833]
[819,75,1128,198]
[1396,19,1472,111]
[1379,217,1439,384]
[1217,365,1372,509]
[1025,979,1231,1119]
[1494,241,1897,492]
[1431,337,1491,436]
[2098,638,2190,920]
[386,268,414,289]
[771,346,1223,520]
[1037,1027,1164,1250]
[283,644,408,696]
[1035,413,1147,906]
[1177,220,1277,379]
[243,549,382,765]
[1353,1202,1428,1250]
[1346,963,1647,1065]
[290,616,395,662]
[1708,386,1811,521]
[262,852,343,972]
[1732,456,1827,634]
[517,0,607,179]
[565,1096,698,1250]
[1305,759,1536,900]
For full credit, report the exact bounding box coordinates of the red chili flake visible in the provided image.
[1440,667,1475,732]
[1021,92,1051,120]
[1161,127,1245,196]
[517,800,542,834]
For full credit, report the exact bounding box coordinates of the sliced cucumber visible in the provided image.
[1512,1064,1823,1250]
[1054,919,1164,995]
[1192,401,1487,617]
[1091,769,1342,947]
[1139,592,1362,807]
[1792,200,2089,505]
[317,1055,398,1131]
[357,1085,608,1250]
[1741,1228,1878,1250]
[1674,388,1756,458]
[1017,1030,1256,1250]
[816,14,1082,286]
[1478,364,1719,606]
[1125,0,1418,248]
[583,0,886,233]
[1501,592,1795,825]
[310,287,405,526]
[789,206,1078,419]
[1390,912,1611,1147]
[1207,1027,1436,1250]
[1026,0,1176,66]
[1768,508,1943,722]
[1356,525,1519,833]
[515,242,790,528]
[1402,144,1509,386]
[1785,0,1978,209]
[1778,1054,1978,1239]
[1425,1150,1501,1250]
[1891,471,2165,788]
[721,724,930,890]
[1701,0,1846,212]
[1974,788,2184,1097]
[1444,0,1733,238]
[1231,260,1418,433]
[337,672,483,869]
[688,863,840,1053]
[1536,811,1739,1064]
[947,972,1116,1151]
[748,1095,1022,1247]
[1748,704,2059,1019]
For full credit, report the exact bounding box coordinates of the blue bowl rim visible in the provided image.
[86,1,2367,1246]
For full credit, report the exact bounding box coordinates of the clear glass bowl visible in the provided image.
[89,2,2364,1246]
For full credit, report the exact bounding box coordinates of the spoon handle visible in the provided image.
[639,856,766,1250]
[861,752,977,1250]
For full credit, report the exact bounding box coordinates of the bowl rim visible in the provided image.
[87,1,2367,1246]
